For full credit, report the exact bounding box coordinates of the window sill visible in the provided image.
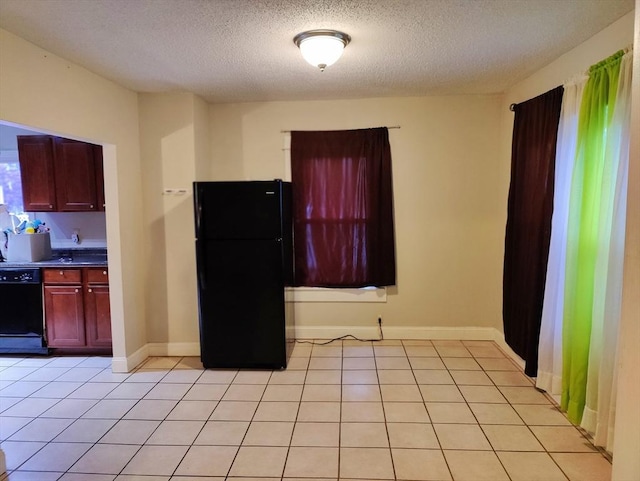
[288,286,386,303]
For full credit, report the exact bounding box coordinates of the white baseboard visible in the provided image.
[147,342,200,357]
[295,324,525,369]
[111,342,200,372]
[110,327,525,372]
[295,325,500,341]
[384,326,499,341]
[492,331,525,369]
[295,325,381,340]
[111,344,148,373]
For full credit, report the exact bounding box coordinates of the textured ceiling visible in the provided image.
[0,0,634,104]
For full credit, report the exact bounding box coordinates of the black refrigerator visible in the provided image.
[193,180,294,369]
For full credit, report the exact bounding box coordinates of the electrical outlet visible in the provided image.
[71,229,80,244]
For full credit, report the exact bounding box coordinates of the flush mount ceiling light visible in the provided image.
[293,29,351,72]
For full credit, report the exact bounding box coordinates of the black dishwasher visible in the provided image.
[0,267,48,354]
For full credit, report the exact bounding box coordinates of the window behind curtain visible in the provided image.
[0,153,24,214]
[291,128,396,288]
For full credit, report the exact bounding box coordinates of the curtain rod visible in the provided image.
[280,125,400,133]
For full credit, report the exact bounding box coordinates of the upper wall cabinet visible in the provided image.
[16,135,57,212]
[18,135,105,212]
[53,138,99,211]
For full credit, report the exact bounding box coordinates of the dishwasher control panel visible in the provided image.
[0,268,41,284]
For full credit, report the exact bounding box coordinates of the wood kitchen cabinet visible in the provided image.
[17,135,57,212]
[53,138,98,211]
[94,145,106,211]
[43,269,85,347]
[43,267,112,353]
[84,268,111,348]
[17,135,105,212]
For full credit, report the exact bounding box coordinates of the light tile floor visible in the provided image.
[0,339,612,480]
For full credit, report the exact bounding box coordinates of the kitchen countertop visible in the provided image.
[0,248,108,269]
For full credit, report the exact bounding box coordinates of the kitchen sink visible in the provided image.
[54,249,108,264]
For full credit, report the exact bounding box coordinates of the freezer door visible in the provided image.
[194,181,284,240]
[196,238,287,369]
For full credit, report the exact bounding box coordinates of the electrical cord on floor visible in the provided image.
[295,318,384,345]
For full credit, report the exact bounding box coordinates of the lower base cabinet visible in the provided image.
[85,284,111,348]
[43,267,111,353]
[44,284,85,347]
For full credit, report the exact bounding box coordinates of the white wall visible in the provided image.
[209,95,505,336]
[194,95,212,181]
[36,212,107,248]
[138,93,204,352]
[0,28,146,368]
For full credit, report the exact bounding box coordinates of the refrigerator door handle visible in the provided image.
[195,197,203,238]
[194,186,206,290]
[197,241,207,291]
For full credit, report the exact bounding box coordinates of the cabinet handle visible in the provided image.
[75,288,79,293]
[59,271,64,276]
[49,205,53,209]
[103,271,107,275]
[88,288,93,293]
[90,204,94,208]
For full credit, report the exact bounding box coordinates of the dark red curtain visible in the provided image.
[291,128,396,287]
[503,86,563,377]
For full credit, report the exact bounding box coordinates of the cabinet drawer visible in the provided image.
[43,268,82,284]
[86,268,109,284]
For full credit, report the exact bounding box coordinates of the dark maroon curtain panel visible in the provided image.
[503,86,563,377]
[291,128,396,288]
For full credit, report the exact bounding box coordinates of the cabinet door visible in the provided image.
[85,285,112,348]
[17,135,57,212]
[53,138,98,211]
[44,285,86,347]
[94,145,106,211]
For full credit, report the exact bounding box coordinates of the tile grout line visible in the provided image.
[164,355,216,479]
[470,342,516,481]
[432,340,470,481]
[5,364,96,475]
[481,344,607,479]
[475,342,597,481]
[337,339,344,481]
[0,343,615,480]
[213,366,257,479]
[407,339,455,481]
[373,340,397,481]
[279,342,311,479]
[2,357,105,477]
[77,356,179,478]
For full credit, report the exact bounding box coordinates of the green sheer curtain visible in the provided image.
[561,51,624,424]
